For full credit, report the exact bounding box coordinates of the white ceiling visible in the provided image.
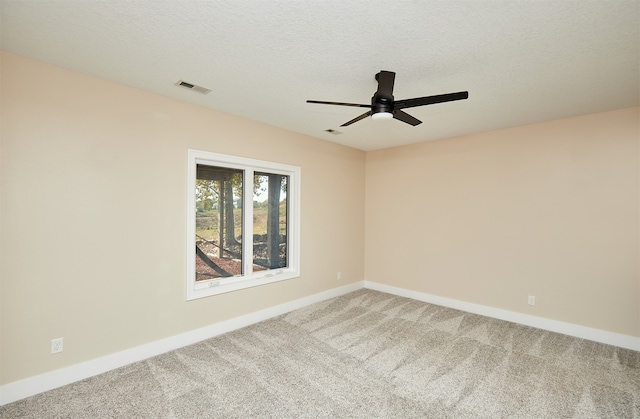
[1,1,638,151]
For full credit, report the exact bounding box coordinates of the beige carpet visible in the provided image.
[2,289,639,418]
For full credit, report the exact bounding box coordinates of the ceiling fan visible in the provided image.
[307,71,468,127]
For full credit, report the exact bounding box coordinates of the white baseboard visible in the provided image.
[364,281,640,351]
[0,281,364,406]
[3,279,637,406]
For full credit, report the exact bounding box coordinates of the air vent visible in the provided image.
[325,129,342,135]
[175,80,211,95]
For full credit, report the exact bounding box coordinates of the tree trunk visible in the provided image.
[224,177,239,247]
[218,180,225,257]
[266,174,282,268]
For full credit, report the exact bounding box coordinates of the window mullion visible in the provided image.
[243,168,254,277]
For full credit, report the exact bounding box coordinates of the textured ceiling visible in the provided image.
[1,0,638,151]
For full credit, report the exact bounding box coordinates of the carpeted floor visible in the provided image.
[2,289,639,418]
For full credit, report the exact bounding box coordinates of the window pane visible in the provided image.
[195,165,243,280]
[253,172,288,269]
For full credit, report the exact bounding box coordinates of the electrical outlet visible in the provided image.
[51,338,63,354]
[528,296,535,306]
[337,272,342,281]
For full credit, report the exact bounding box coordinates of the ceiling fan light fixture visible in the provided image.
[371,111,393,121]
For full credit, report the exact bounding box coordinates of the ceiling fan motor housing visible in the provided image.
[372,71,395,115]
[372,95,393,115]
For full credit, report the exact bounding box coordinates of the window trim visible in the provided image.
[186,149,301,300]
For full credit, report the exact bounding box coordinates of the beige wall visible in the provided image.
[1,51,638,389]
[0,52,366,384]
[366,107,639,337]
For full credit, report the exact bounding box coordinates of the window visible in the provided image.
[187,149,300,300]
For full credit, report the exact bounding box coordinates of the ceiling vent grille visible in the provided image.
[175,80,211,94]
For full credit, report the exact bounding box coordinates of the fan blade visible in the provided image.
[341,111,372,126]
[393,110,422,126]
[394,91,468,110]
[306,100,370,108]
[375,71,396,98]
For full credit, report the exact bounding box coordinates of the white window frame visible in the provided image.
[186,149,301,300]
